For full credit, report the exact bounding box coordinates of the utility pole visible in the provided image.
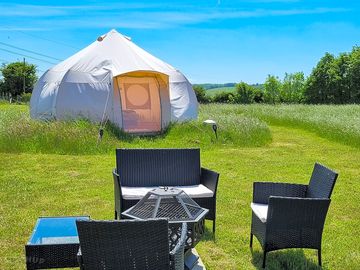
[23,57,26,94]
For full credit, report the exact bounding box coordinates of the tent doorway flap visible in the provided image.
[116,75,162,133]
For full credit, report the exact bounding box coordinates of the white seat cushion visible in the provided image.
[251,203,268,223]
[121,184,214,200]
[180,185,214,198]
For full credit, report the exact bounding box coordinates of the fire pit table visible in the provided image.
[122,187,208,269]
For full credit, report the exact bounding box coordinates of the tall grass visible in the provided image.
[0,106,118,154]
[2,103,360,154]
[237,104,360,148]
[199,104,272,147]
[0,104,271,154]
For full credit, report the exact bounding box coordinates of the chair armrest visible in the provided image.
[77,247,84,270]
[267,196,331,231]
[113,169,122,214]
[169,223,187,270]
[253,182,307,204]
[200,167,220,194]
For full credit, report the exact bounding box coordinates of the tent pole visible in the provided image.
[97,78,111,145]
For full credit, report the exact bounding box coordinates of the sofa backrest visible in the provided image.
[116,148,201,187]
[76,219,170,269]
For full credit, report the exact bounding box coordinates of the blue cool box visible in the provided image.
[25,216,89,270]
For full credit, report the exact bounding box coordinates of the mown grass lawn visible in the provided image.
[0,104,360,269]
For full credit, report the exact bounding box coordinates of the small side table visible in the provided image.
[25,216,89,270]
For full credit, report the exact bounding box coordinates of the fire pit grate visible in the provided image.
[127,198,203,221]
[123,187,208,223]
[122,187,209,249]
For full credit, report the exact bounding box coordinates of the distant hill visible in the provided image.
[196,83,236,90]
[193,83,264,96]
[205,87,236,97]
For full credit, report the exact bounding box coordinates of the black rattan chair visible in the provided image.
[250,163,338,268]
[76,219,187,270]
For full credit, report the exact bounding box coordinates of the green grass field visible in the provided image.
[239,104,360,149]
[1,103,360,269]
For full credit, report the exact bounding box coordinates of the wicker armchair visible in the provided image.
[76,219,187,270]
[250,163,338,268]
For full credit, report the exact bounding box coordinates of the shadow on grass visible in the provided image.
[201,222,216,242]
[250,248,323,270]
[105,122,135,142]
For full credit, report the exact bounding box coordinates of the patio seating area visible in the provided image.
[24,148,339,269]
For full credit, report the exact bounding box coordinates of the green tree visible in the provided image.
[193,85,209,103]
[212,91,235,103]
[0,61,37,97]
[0,80,3,94]
[348,46,360,103]
[280,72,305,103]
[235,82,255,104]
[333,52,351,103]
[264,75,281,104]
[304,53,337,104]
[252,87,264,103]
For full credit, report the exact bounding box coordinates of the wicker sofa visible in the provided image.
[113,148,220,234]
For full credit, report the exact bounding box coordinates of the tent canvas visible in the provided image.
[30,29,198,133]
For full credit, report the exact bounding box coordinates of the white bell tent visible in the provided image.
[30,29,198,133]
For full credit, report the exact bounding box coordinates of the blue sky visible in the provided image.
[1,0,360,84]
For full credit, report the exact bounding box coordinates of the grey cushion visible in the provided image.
[251,202,268,223]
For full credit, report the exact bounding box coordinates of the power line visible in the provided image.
[0,41,63,61]
[0,48,57,65]
[0,58,10,63]
[0,57,48,72]
[4,26,80,50]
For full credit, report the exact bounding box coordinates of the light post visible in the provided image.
[203,119,218,140]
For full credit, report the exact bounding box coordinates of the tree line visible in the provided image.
[195,46,360,104]
[2,46,360,105]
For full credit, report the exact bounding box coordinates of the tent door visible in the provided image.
[117,76,161,133]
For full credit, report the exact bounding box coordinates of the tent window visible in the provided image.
[124,83,150,109]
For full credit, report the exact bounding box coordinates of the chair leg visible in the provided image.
[318,249,322,266]
[114,210,117,220]
[250,233,253,248]
[212,220,216,235]
[262,251,267,269]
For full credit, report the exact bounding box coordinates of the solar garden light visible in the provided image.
[203,119,218,139]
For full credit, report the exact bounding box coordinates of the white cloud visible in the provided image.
[0,3,165,17]
[0,3,350,30]
[69,8,350,29]
[246,0,300,3]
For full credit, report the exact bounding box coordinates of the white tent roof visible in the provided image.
[32,29,198,122]
[50,29,178,76]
